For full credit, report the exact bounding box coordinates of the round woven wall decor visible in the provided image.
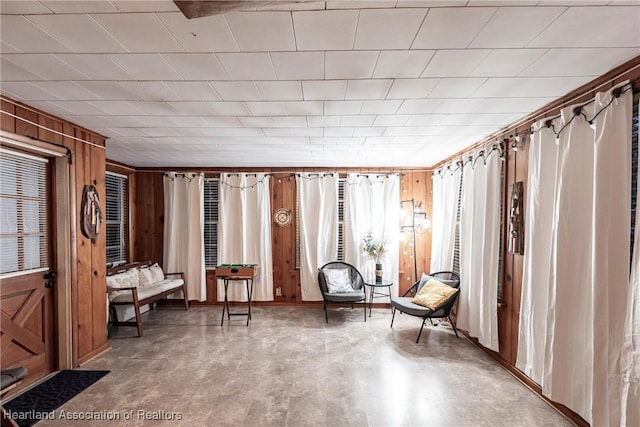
[273,208,292,227]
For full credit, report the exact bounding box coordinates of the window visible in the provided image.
[0,149,49,275]
[204,178,219,267]
[105,172,128,265]
[295,177,345,268]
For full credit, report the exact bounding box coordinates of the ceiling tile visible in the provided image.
[428,78,487,98]
[41,1,117,13]
[217,53,277,80]
[107,54,183,80]
[158,12,239,52]
[302,81,347,100]
[470,7,566,48]
[212,81,262,101]
[386,78,439,99]
[412,7,496,49]
[27,15,126,53]
[293,10,358,50]
[469,49,547,77]
[112,1,179,13]
[270,52,324,80]
[1,41,20,54]
[0,15,71,53]
[261,1,325,11]
[397,99,443,114]
[405,114,447,125]
[76,81,142,100]
[285,101,323,115]
[397,1,467,5]
[325,127,355,137]
[55,54,133,80]
[307,116,342,127]
[519,48,639,77]
[0,82,61,100]
[345,80,393,100]
[340,115,376,127]
[475,97,554,113]
[256,81,303,101]
[91,13,183,52]
[361,100,402,114]
[272,116,307,127]
[29,81,99,100]
[354,127,385,137]
[2,54,88,79]
[207,102,250,115]
[116,81,181,101]
[225,12,295,51]
[325,51,379,79]
[373,50,435,78]
[324,101,363,115]
[88,100,144,115]
[439,112,519,126]
[471,76,594,98]
[0,1,54,14]
[161,53,228,80]
[245,101,288,116]
[372,115,411,126]
[167,101,215,115]
[354,9,427,49]
[127,102,177,115]
[49,101,111,116]
[327,1,397,8]
[528,6,640,47]
[432,98,486,114]
[164,82,221,101]
[421,50,491,77]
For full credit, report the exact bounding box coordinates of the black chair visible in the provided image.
[1,367,27,427]
[317,262,367,323]
[390,271,461,343]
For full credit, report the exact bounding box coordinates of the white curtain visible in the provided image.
[516,124,558,385]
[457,149,501,352]
[344,173,399,296]
[297,173,338,301]
[218,173,273,302]
[621,99,640,426]
[515,85,632,425]
[163,172,206,302]
[430,164,462,272]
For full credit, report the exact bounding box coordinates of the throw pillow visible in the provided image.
[416,273,432,292]
[412,278,458,310]
[138,267,154,287]
[324,268,355,293]
[107,269,139,289]
[150,263,165,282]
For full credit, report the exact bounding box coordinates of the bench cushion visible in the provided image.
[107,269,139,289]
[109,278,184,303]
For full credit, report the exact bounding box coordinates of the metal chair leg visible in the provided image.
[324,300,328,323]
[363,300,366,322]
[449,316,459,337]
[390,307,396,327]
[416,318,427,343]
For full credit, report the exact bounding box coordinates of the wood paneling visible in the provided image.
[0,96,109,368]
[133,172,164,264]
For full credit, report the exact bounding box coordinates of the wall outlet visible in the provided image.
[275,287,282,297]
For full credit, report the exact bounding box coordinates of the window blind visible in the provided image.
[0,149,49,275]
[105,172,128,264]
[204,178,219,267]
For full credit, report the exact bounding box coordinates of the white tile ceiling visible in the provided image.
[0,1,638,168]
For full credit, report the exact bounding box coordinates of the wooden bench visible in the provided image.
[107,261,189,337]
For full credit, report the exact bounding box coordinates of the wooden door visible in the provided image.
[0,148,54,391]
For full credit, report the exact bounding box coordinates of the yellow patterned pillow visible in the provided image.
[411,278,458,310]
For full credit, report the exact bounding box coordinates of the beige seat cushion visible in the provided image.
[109,279,184,303]
[411,278,458,311]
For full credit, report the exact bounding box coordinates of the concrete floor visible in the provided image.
[40,305,572,426]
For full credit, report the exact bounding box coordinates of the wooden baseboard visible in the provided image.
[77,343,110,367]
[462,332,588,427]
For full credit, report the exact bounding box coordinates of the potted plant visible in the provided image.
[362,231,387,283]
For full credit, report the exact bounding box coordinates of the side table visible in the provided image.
[364,280,393,317]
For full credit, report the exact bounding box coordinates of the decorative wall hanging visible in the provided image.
[273,208,292,227]
[81,185,102,243]
[508,181,524,255]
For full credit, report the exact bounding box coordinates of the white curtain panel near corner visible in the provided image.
[344,173,399,296]
[218,173,273,302]
[457,149,500,352]
[163,172,206,302]
[297,173,338,301]
[621,96,640,427]
[430,164,462,272]
[516,124,558,385]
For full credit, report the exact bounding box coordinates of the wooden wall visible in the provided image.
[132,168,433,304]
[1,96,109,366]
